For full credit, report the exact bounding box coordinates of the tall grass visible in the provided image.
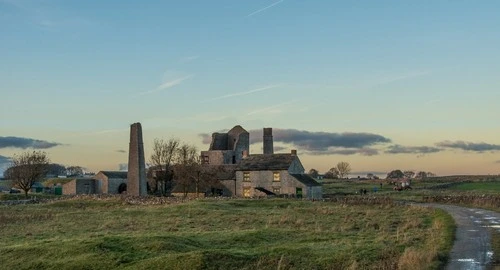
[0,197,453,269]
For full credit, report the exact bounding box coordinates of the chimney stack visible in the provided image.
[263,128,273,154]
[291,149,297,156]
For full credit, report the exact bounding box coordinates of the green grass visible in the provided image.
[0,197,454,269]
[448,181,500,192]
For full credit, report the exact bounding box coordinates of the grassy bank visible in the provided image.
[0,197,453,269]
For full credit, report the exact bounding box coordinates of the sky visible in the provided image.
[1,0,500,177]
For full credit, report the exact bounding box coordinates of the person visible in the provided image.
[363,189,367,195]
[380,183,383,190]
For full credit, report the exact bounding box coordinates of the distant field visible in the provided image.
[0,197,454,270]
[448,181,500,192]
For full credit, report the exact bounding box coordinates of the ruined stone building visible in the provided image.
[201,125,322,199]
[200,125,249,165]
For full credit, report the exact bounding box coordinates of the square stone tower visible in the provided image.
[127,122,147,196]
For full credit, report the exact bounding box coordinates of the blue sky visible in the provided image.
[1,0,500,176]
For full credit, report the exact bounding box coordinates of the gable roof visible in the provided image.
[99,171,128,179]
[237,154,296,171]
[290,174,322,186]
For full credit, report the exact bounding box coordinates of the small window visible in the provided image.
[203,156,209,164]
[272,187,280,194]
[243,187,251,197]
[243,172,250,182]
[273,172,280,182]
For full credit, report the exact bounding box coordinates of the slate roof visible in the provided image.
[237,154,296,171]
[290,174,322,186]
[99,171,128,179]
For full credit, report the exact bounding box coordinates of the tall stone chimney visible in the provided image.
[127,122,147,196]
[263,127,273,154]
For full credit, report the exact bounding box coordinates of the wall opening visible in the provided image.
[118,183,127,194]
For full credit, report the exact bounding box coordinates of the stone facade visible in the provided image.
[201,125,322,199]
[235,155,322,199]
[62,178,96,195]
[94,171,128,194]
[127,122,147,196]
[201,125,249,165]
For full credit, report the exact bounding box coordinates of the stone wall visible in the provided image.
[209,133,228,150]
[107,178,127,194]
[62,179,96,195]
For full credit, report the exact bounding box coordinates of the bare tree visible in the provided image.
[5,151,50,198]
[173,143,200,197]
[336,161,351,179]
[149,138,180,195]
[403,170,415,179]
[308,168,319,179]
[66,166,84,177]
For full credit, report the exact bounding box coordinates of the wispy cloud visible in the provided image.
[436,141,500,152]
[246,100,295,116]
[0,136,63,149]
[140,75,193,96]
[205,84,283,102]
[246,0,284,17]
[116,150,126,153]
[375,70,431,86]
[494,160,500,164]
[385,144,442,154]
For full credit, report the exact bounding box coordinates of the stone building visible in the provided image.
[200,125,249,165]
[62,178,97,195]
[203,125,322,199]
[235,151,322,199]
[62,171,128,195]
[94,171,128,194]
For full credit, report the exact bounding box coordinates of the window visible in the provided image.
[202,156,209,164]
[243,172,250,182]
[272,187,280,194]
[243,187,251,197]
[273,172,280,182]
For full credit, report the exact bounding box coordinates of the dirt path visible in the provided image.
[425,204,500,270]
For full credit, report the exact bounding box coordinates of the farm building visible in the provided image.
[201,126,322,199]
[62,171,127,195]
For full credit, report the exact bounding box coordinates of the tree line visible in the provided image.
[308,161,352,179]
[148,138,221,197]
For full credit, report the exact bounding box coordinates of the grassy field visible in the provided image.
[0,197,454,270]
